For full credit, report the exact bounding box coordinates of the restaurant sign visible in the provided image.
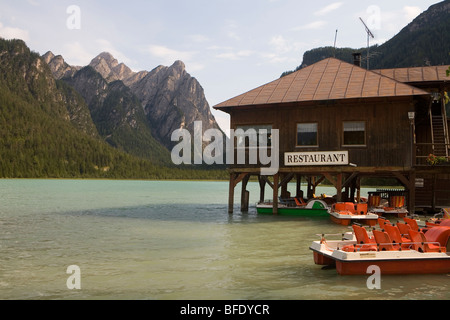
[285,151,349,166]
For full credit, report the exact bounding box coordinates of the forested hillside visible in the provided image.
[0,38,226,180]
[282,1,450,76]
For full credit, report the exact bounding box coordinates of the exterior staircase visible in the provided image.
[432,115,448,157]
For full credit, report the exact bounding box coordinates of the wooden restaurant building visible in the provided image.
[214,56,450,215]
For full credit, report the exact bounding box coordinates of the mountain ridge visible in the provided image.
[0,37,227,179]
[45,51,222,152]
[282,0,450,76]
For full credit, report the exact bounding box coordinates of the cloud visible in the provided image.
[222,20,241,41]
[27,0,39,6]
[315,2,343,16]
[61,41,94,66]
[146,45,196,63]
[187,34,210,43]
[145,44,204,72]
[293,20,327,31]
[0,22,30,41]
[263,35,308,64]
[215,50,254,61]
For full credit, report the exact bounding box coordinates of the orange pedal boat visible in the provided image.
[329,202,379,227]
[310,224,450,275]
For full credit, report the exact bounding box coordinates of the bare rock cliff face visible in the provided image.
[130,60,221,148]
[42,51,80,79]
[42,51,222,154]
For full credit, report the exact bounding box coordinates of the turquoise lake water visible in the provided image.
[0,179,448,300]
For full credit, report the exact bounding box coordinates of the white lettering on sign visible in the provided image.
[285,151,349,166]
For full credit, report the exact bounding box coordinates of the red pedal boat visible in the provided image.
[310,224,450,275]
[329,202,379,227]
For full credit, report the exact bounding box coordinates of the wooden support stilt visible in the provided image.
[273,173,279,215]
[393,171,417,213]
[241,174,251,212]
[336,173,343,202]
[228,173,235,214]
[228,172,250,214]
[296,175,302,199]
[356,177,361,203]
[258,176,266,203]
[409,171,416,214]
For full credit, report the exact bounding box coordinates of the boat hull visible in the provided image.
[310,241,450,275]
[257,206,329,217]
[371,208,409,219]
[257,199,330,217]
[329,212,378,227]
[335,257,450,275]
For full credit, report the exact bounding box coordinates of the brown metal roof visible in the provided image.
[372,65,450,83]
[214,58,429,110]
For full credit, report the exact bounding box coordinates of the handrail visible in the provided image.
[429,104,435,154]
[440,96,449,157]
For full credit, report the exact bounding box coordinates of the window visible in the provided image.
[297,123,318,147]
[343,121,366,146]
[235,125,272,148]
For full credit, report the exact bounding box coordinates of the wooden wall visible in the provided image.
[229,97,415,168]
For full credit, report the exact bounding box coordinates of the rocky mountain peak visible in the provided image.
[91,52,118,67]
[42,51,55,64]
[41,49,223,152]
[89,52,135,83]
[42,51,80,79]
[171,60,186,72]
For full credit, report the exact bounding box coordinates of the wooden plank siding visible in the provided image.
[229,97,416,169]
[216,58,450,213]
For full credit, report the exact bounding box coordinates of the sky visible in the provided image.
[0,0,443,133]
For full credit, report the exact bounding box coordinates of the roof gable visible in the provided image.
[214,58,429,110]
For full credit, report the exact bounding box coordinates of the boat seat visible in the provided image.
[397,222,411,239]
[384,224,412,250]
[352,224,376,244]
[408,229,446,253]
[356,203,368,215]
[378,217,391,229]
[344,203,356,214]
[295,197,306,206]
[404,217,420,232]
[373,230,399,251]
[390,195,405,208]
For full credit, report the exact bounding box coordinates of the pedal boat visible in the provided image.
[310,224,450,275]
[257,198,330,217]
[329,202,379,227]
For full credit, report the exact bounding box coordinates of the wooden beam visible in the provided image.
[273,173,279,215]
[261,175,274,189]
[408,171,416,214]
[233,172,250,188]
[343,172,359,188]
[228,173,235,214]
[336,173,343,202]
[258,176,267,203]
[323,173,337,188]
[241,174,251,212]
[280,173,295,187]
[393,172,410,188]
[296,175,302,198]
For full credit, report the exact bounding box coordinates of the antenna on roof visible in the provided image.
[359,17,375,70]
[333,29,338,57]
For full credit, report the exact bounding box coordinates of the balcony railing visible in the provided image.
[415,143,450,166]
